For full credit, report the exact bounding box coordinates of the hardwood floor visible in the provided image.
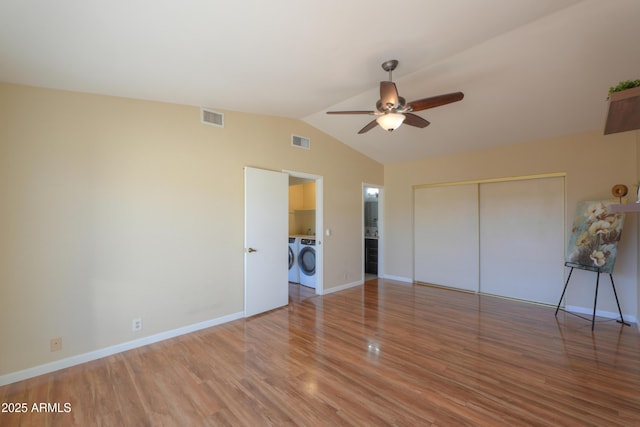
[2,279,640,426]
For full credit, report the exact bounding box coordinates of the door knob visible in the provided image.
[246,247,257,253]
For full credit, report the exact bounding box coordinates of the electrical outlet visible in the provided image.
[132,318,142,332]
[50,337,62,352]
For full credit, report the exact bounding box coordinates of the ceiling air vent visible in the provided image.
[201,108,224,127]
[291,134,310,150]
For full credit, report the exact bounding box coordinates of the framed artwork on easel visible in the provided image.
[566,200,625,273]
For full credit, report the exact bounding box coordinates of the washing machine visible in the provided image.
[298,238,316,288]
[288,236,299,283]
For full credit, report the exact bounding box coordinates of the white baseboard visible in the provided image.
[383,274,413,283]
[564,305,637,325]
[0,311,244,387]
[321,279,363,295]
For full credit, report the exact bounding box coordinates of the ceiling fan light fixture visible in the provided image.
[326,60,463,134]
[376,113,405,131]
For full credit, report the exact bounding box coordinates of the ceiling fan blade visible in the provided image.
[402,113,430,128]
[380,81,399,110]
[407,92,464,112]
[358,119,379,134]
[326,110,374,115]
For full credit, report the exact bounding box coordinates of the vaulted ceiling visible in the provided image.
[1,0,639,164]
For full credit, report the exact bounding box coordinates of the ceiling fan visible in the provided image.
[327,60,464,134]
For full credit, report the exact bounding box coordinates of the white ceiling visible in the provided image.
[1,0,639,164]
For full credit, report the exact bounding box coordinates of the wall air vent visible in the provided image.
[291,134,311,150]
[201,108,224,127]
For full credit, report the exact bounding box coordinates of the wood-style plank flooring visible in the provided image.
[2,279,640,426]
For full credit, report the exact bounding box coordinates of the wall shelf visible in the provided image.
[609,203,640,213]
[604,86,640,135]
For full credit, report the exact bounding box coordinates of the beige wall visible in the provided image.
[384,130,639,319]
[0,83,383,376]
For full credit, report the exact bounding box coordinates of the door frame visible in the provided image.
[363,183,384,279]
[284,169,324,295]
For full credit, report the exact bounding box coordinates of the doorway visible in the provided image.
[286,170,323,296]
[364,184,383,282]
[244,167,323,318]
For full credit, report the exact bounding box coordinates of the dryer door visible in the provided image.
[298,246,316,276]
[288,246,294,270]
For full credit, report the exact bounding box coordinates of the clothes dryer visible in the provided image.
[298,238,316,288]
[288,236,299,283]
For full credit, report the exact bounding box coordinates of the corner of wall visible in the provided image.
[636,131,640,328]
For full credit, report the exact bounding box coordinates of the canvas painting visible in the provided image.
[566,200,625,273]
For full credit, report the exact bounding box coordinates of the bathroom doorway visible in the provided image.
[363,184,383,282]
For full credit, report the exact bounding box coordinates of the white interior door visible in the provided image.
[414,184,479,292]
[244,166,289,317]
[479,177,564,304]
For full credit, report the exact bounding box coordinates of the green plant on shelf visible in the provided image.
[607,79,640,100]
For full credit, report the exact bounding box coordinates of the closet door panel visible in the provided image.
[414,184,479,291]
[479,177,564,304]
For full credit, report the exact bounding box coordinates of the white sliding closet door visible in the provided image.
[479,177,564,305]
[414,184,479,292]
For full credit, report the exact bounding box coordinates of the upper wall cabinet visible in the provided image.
[289,183,315,211]
[604,86,640,135]
[301,182,315,210]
